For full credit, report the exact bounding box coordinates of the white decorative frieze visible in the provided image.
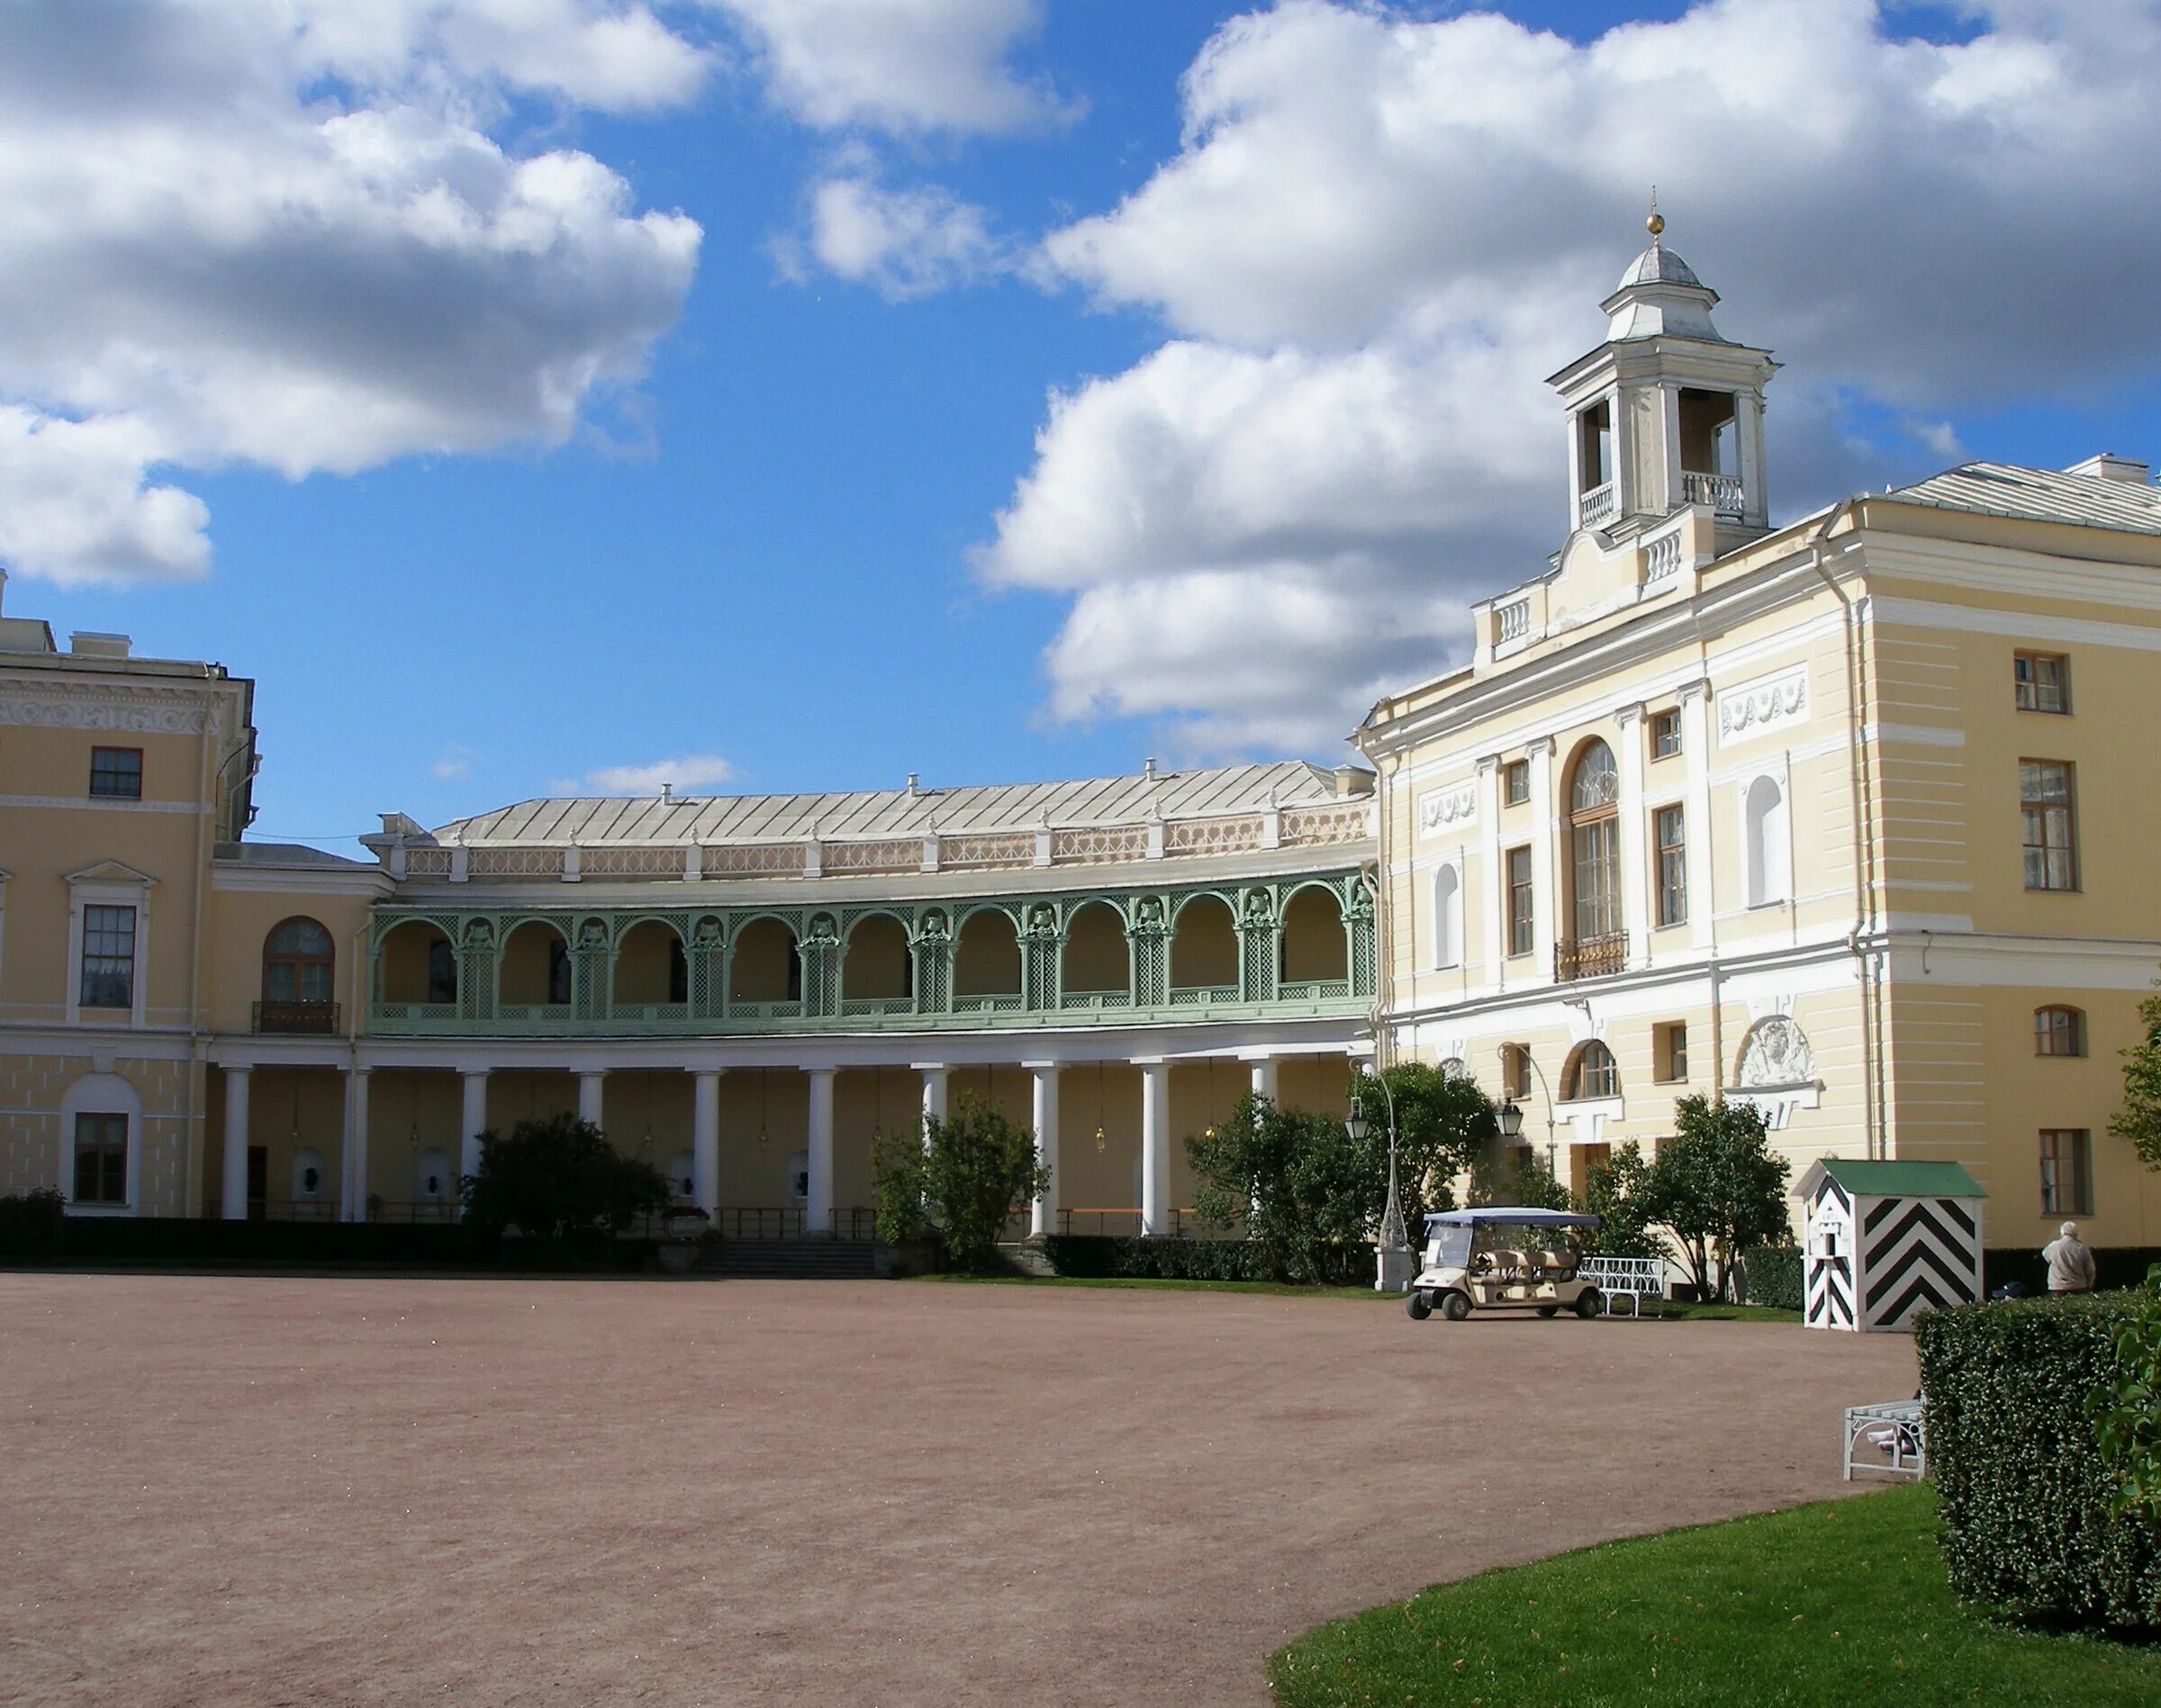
[1716,668,1808,746]
[0,682,207,735]
[1416,782,1477,836]
[1736,1015,1815,1088]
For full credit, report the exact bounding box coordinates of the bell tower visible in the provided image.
[1546,205,1777,551]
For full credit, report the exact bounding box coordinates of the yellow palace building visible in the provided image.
[5,219,2161,1258]
[1359,219,2161,1255]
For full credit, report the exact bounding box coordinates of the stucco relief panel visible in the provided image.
[1715,667,1809,746]
[1416,782,1477,837]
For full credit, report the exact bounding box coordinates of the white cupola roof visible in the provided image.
[1600,206,1730,344]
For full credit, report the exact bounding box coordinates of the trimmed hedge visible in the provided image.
[0,1214,657,1271]
[1742,1244,1803,1311]
[1916,1293,2161,1628]
[1042,1234,1388,1284]
[0,1189,66,1261]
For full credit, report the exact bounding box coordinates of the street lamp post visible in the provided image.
[1496,1045,1560,1187]
[1352,1071,1412,1294]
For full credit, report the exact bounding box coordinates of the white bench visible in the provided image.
[1842,1400,1925,1480]
[1578,1257,1664,1316]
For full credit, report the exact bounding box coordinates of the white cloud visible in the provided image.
[0,0,707,584]
[994,0,2161,755]
[577,754,737,795]
[710,0,1075,134]
[430,745,475,781]
[800,172,1008,299]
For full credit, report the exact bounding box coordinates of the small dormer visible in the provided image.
[1547,208,1779,553]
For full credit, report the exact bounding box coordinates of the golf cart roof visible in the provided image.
[1423,1206,1604,1230]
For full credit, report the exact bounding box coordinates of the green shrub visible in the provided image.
[1985,1247,2161,1297]
[0,1188,66,1260]
[1044,1234,1367,1284]
[1742,1244,1803,1311]
[1916,1294,2161,1627]
[872,1094,1045,1272]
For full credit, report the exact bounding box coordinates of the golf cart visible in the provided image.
[1406,1207,1605,1322]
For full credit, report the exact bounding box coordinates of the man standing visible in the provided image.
[2043,1220,2097,1295]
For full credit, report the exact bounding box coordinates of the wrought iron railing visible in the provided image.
[254,999,340,1035]
[1555,933,1627,982]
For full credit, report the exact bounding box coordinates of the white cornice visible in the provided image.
[211,864,391,899]
[0,793,203,814]
[0,677,212,736]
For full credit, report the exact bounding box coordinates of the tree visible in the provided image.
[1579,1141,1663,1260]
[870,1093,1046,1272]
[461,1114,673,1248]
[1642,1096,1790,1300]
[1189,1093,1373,1283]
[1348,1063,1497,1229]
[2109,992,2161,1169]
[1470,1147,1574,1212]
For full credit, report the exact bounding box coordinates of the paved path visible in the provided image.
[0,1275,1917,1705]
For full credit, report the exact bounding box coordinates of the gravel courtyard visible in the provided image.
[0,1274,1917,1706]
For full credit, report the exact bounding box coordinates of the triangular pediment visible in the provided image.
[66,859,158,888]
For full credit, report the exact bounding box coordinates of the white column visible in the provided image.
[1137,1059,1170,1237]
[1681,680,1715,951]
[806,1067,835,1237]
[1529,738,1558,982]
[459,1069,490,1191]
[1027,1062,1059,1238]
[1249,1055,1279,1104]
[341,1068,370,1224]
[577,1068,607,1128]
[221,1065,251,1220]
[917,1063,950,1139]
[1614,702,1648,967]
[692,1070,721,1218]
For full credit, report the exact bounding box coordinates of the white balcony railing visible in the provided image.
[1682,470,1745,516]
[1644,530,1684,583]
[1578,480,1617,527]
[1496,598,1531,643]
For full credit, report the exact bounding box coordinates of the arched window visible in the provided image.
[263,917,334,1003]
[1562,1040,1619,1101]
[1432,865,1462,969]
[1565,740,1622,953]
[1744,774,1789,907]
[2035,1005,2086,1057]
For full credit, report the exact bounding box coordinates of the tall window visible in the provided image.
[425,938,457,1004]
[1502,760,1530,806]
[1566,740,1621,943]
[1650,709,1682,760]
[262,917,333,1005]
[2014,652,2070,714]
[1578,397,1613,492]
[2035,1006,2086,1057]
[1744,774,1789,907]
[2021,762,2078,891]
[1501,1044,1530,1099]
[547,937,573,1005]
[1655,1022,1689,1083]
[89,746,142,800]
[1563,1040,1619,1101]
[2039,1129,2092,1216]
[1654,804,1686,927]
[79,904,137,1009]
[1505,846,1533,957]
[73,1112,129,1205]
[1432,865,1461,969]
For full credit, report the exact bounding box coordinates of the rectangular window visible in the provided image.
[1654,804,1686,926]
[72,1112,128,1205]
[1505,845,1534,957]
[2035,1007,2085,1057]
[1502,1044,1530,1100]
[89,746,142,800]
[1655,1021,1689,1083]
[2039,1129,2093,1217]
[2021,761,2078,891]
[2014,652,2070,714]
[78,904,137,1010]
[1502,760,1530,806]
[1650,709,1682,760]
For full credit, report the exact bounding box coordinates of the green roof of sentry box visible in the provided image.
[1806,1159,1985,1199]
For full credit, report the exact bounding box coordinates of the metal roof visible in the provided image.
[1885,462,2161,537]
[1615,242,1705,291]
[433,759,1356,845]
[1801,1159,1985,1199]
[216,840,373,869]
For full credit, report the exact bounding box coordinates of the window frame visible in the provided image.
[71,1111,130,1206]
[1654,1021,1689,1084]
[261,916,335,1008]
[2039,1128,2093,1217]
[1649,708,1682,761]
[89,746,144,800]
[1653,802,1686,927]
[78,902,138,1012]
[1505,845,1534,958]
[1565,740,1622,945]
[1501,759,1530,807]
[1562,1040,1620,1103]
[2034,1005,2086,1058]
[2013,651,2071,715]
[2020,759,2079,893]
[1500,1044,1531,1100]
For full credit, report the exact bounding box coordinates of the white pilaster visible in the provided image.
[1681,680,1715,951]
[221,1065,250,1220]
[806,1067,835,1237]
[1614,702,1648,965]
[1475,756,1501,989]
[342,1068,370,1223]
[1529,738,1557,982]
[1137,1059,1170,1237]
[917,1062,951,1148]
[459,1069,490,1193]
[692,1070,721,1218]
[1249,1055,1279,1104]
[1027,1062,1059,1238]
[577,1068,607,1128]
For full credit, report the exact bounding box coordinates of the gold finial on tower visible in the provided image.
[1647,185,1664,240]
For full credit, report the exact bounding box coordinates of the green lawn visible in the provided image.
[1270,1484,2161,1706]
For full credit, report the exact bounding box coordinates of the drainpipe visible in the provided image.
[1804,498,1882,1160]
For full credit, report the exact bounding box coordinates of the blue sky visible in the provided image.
[4,1,2158,854]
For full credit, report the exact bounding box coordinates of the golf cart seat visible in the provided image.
[1534,1248,1573,1277]
[1489,1248,1529,1280]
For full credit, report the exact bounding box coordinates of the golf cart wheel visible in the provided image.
[1406,1289,1433,1321]
[1440,1290,1472,1322]
[1536,1304,1560,1317]
[1574,1288,1603,1320]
